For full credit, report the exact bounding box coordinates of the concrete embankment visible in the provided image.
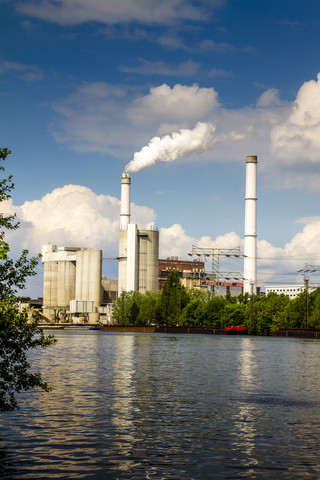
[99,325,226,334]
[274,328,320,339]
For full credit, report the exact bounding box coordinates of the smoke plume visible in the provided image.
[125,122,245,173]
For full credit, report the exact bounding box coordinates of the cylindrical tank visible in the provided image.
[138,229,159,293]
[244,155,257,294]
[43,260,58,307]
[57,260,76,307]
[75,249,102,307]
[88,249,102,307]
[42,244,58,307]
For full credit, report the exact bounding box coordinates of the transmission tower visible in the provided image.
[188,245,243,294]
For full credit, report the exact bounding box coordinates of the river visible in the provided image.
[1,332,320,479]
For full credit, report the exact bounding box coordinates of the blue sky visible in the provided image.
[2,0,320,297]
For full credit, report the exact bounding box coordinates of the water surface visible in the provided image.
[1,332,320,479]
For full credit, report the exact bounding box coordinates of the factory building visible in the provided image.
[158,257,205,290]
[42,244,102,323]
[118,173,159,295]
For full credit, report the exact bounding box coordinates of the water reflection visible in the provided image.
[231,339,260,475]
[1,334,320,479]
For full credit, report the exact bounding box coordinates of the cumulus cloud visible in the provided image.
[257,88,281,107]
[271,74,320,164]
[4,185,155,258]
[48,74,320,190]
[15,0,209,26]
[4,184,320,294]
[127,83,219,124]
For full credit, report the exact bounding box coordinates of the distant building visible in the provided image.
[266,284,318,299]
[158,257,205,290]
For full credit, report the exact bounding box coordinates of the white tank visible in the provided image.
[75,249,102,307]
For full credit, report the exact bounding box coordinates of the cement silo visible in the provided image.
[42,244,59,308]
[57,259,76,307]
[42,244,102,322]
[75,248,102,307]
[42,244,78,319]
[138,228,159,293]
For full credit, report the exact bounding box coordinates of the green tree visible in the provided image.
[253,293,290,335]
[180,298,205,326]
[112,290,143,325]
[159,270,189,325]
[0,148,56,413]
[137,291,160,325]
[308,287,320,327]
[204,295,227,326]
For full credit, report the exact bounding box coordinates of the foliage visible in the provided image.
[0,148,56,413]
[158,270,189,325]
[0,305,55,412]
[110,283,320,334]
[137,291,161,325]
[112,291,144,325]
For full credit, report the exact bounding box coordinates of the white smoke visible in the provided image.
[125,121,246,173]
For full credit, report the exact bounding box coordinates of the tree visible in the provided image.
[137,291,160,325]
[159,270,189,325]
[112,290,144,325]
[0,148,56,413]
[180,298,205,326]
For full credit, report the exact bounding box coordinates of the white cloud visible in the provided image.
[271,73,320,164]
[257,88,281,107]
[4,185,155,258]
[4,184,320,294]
[127,83,220,125]
[0,60,43,81]
[119,59,200,77]
[49,74,320,191]
[15,0,209,26]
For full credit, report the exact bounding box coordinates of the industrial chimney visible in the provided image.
[120,172,131,230]
[244,155,257,294]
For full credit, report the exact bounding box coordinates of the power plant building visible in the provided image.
[42,244,102,322]
[118,173,159,295]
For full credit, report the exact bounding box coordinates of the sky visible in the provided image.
[2,0,320,297]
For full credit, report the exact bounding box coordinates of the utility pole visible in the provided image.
[304,275,309,329]
[249,281,255,335]
[297,264,320,328]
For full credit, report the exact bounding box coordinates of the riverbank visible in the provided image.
[274,328,320,339]
[39,324,320,338]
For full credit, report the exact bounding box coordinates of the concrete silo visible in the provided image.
[42,244,102,322]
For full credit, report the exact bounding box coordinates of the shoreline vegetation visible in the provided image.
[110,270,320,336]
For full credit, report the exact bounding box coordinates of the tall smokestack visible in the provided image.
[120,172,131,230]
[244,155,257,295]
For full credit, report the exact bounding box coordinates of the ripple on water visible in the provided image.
[1,333,320,479]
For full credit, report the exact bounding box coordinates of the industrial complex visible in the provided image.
[40,155,264,323]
